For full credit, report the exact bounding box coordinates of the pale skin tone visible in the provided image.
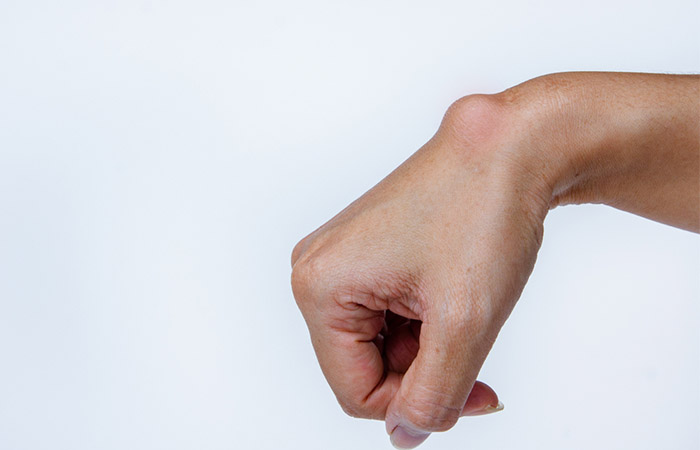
[290,72,700,449]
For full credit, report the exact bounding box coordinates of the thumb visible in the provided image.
[384,296,498,449]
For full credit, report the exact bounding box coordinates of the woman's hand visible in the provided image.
[291,94,550,448]
[290,73,699,449]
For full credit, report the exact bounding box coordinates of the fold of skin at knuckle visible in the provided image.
[325,293,386,344]
[330,345,398,421]
[290,257,309,299]
[290,235,310,268]
[428,277,492,337]
[438,308,494,376]
[291,230,350,302]
[399,385,461,432]
[290,248,326,311]
[423,283,505,378]
[452,273,522,340]
[451,302,489,342]
[337,393,382,420]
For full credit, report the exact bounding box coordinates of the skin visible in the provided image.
[290,72,700,449]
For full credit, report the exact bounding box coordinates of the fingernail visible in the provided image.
[390,425,431,449]
[478,401,504,415]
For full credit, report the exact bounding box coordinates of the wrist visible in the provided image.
[499,72,700,224]
[496,73,615,209]
[435,72,698,230]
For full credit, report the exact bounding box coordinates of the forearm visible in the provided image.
[503,72,700,231]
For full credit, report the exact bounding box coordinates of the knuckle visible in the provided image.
[451,298,488,333]
[290,244,335,309]
[337,396,373,419]
[290,235,310,267]
[402,389,462,431]
[434,292,490,340]
[402,396,461,432]
[290,256,316,302]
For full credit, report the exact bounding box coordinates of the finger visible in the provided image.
[292,278,402,418]
[387,381,502,450]
[461,381,503,416]
[382,319,501,415]
[383,318,420,373]
[385,292,497,449]
[318,306,403,418]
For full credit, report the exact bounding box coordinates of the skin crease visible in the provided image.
[290,72,700,449]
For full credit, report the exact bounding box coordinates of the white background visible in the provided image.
[1,1,698,449]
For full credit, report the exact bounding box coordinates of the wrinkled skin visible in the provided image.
[291,73,699,449]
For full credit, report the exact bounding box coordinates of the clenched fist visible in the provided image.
[291,73,699,449]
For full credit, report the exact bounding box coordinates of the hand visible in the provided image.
[291,73,699,449]
[291,94,549,448]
